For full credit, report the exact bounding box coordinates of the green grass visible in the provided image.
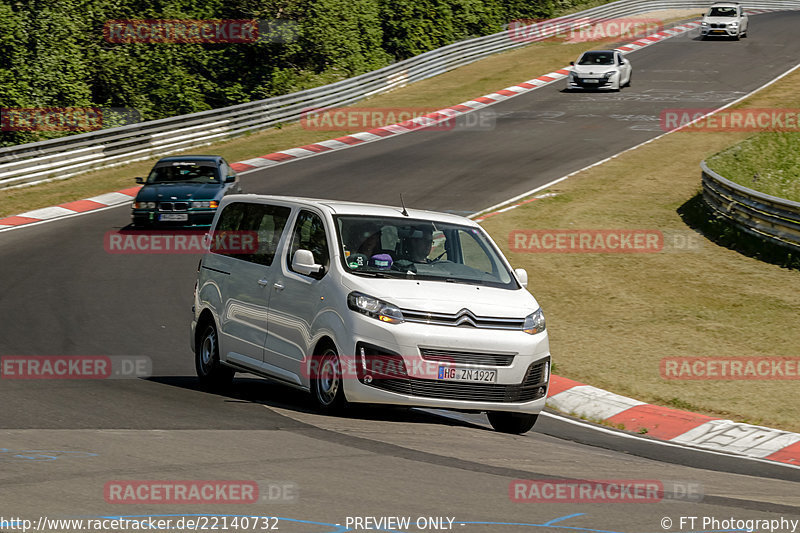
[706,132,800,202]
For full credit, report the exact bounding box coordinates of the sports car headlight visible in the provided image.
[191,201,219,209]
[603,71,618,79]
[347,292,404,324]
[522,308,546,335]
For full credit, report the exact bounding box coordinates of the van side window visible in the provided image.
[212,202,290,265]
[288,210,330,277]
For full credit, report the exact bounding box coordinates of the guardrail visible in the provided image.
[3,0,800,189]
[701,161,800,252]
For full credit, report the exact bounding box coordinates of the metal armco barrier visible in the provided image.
[701,161,800,252]
[3,0,800,189]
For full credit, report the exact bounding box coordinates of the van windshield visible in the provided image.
[334,215,518,289]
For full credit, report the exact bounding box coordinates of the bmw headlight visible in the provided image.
[729,21,739,27]
[522,308,546,335]
[347,292,404,324]
[133,202,156,209]
[701,21,708,26]
[191,200,219,209]
[603,71,618,79]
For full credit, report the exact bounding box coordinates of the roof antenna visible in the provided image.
[400,193,409,216]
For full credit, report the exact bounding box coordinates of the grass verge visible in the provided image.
[481,67,800,433]
[0,11,701,218]
[706,132,800,202]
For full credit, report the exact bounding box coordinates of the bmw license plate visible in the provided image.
[438,366,497,383]
[159,213,188,221]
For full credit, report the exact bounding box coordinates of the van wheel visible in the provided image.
[488,412,538,434]
[196,323,234,390]
[312,346,346,413]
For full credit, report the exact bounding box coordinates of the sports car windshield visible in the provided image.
[578,51,614,65]
[335,215,517,289]
[708,7,737,16]
[146,161,219,184]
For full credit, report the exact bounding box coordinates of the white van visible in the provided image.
[191,195,550,433]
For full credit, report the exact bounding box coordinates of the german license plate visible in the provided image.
[437,366,497,383]
[583,79,599,84]
[159,213,188,221]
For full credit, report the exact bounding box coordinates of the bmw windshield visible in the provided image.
[334,215,517,289]
[146,161,220,184]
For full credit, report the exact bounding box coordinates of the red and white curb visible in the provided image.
[547,375,800,466]
[0,188,141,231]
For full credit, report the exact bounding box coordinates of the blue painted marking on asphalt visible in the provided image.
[0,448,97,461]
[543,514,586,526]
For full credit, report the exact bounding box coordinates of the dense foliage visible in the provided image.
[0,0,605,146]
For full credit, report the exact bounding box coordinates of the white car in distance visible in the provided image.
[567,50,631,91]
[700,2,748,39]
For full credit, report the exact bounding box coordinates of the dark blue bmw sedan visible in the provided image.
[131,155,242,227]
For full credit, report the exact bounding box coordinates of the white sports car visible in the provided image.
[566,49,632,91]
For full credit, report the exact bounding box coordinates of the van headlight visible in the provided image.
[347,292,404,324]
[522,308,546,335]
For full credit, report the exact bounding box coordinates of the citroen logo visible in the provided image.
[454,309,479,327]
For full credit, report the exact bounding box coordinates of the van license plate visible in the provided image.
[159,213,188,221]
[437,367,497,383]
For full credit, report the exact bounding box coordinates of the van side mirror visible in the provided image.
[514,268,528,289]
[292,249,322,276]
[135,177,144,184]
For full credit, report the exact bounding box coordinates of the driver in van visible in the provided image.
[407,224,433,263]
